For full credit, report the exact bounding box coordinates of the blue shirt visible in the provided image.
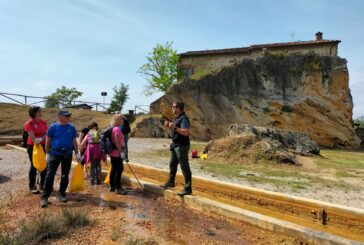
[47,122,77,156]
[180,118,190,129]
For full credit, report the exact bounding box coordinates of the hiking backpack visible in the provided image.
[100,127,117,154]
[122,118,131,135]
[89,130,100,144]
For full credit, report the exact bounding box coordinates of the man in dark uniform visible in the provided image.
[161,101,192,196]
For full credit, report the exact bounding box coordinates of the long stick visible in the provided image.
[126,162,144,191]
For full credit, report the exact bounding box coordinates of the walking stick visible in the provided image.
[126,161,144,191]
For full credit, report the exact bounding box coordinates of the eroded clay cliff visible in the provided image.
[153,53,359,148]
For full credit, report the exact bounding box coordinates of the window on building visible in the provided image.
[183,67,193,79]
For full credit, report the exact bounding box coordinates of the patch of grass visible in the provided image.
[127,236,143,245]
[150,141,206,158]
[196,158,359,192]
[62,208,92,228]
[12,209,93,245]
[0,232,18,245]
[335,170,361,178]
[150,149,170,158]
[18,213,64,245]
[315,150,364,170]
[110,226,121,242]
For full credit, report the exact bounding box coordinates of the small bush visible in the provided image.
[128,236,143,245]
[18,213,64,244]
[0,232,17,245]
[62,208,91,228]
[281,105,293,113]
[263,107,271,113]
[110,226,121,241]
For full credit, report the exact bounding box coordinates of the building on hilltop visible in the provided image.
[178,32,340,81]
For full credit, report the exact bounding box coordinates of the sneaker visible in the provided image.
[160,182,175,190]
[57,193,68,203]
[177,189,192,196]
[31,189,40,194]
[109,187,115,192]
[40,197,48,208]
[116,188,128,195]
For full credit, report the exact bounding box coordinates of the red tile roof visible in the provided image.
[179,39,340,57]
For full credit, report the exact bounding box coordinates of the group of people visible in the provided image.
[23,101,193,209]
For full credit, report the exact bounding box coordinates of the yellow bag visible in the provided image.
[69,163,85,192]
[200,154,208,160]
[104,167,111,185]
[32,144,47,172]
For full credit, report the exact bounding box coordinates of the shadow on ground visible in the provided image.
[0,174,11,184]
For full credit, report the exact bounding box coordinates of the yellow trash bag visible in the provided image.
[69,163,85,192]
[104,167,111,185]
[200,154,208,160]
[32,144,47,172]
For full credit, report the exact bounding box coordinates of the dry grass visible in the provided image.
[2,208,94,245]
[0,103,112,134]
[62,208,92,228]
[18,213,65,245]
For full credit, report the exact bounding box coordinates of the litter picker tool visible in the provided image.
[126,161,144,191]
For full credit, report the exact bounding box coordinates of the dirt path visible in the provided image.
[127,138,364,209]
[0,147,302,245]
[0,146,30,204]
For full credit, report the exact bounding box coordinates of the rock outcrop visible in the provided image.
[130,115,170,138]
[152,53,359,148]
[205,125,319,164]
[229,124,320,154]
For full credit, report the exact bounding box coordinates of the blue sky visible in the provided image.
[0,0,363,117]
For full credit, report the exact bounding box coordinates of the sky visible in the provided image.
[0,0,363,117]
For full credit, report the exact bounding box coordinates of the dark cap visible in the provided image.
[58,110,72,117]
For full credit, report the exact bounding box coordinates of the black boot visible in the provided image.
[160,181,175,190]
[40,197,48,208]
[177,188,192,196]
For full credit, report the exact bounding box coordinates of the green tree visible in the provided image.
[354,116,364,128]
[138,42,179,96]
[45,86,83,108]
[108,83,129,113]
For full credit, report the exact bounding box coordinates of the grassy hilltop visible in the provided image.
[0,103,112,135]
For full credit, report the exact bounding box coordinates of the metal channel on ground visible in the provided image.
[6,144,364,244]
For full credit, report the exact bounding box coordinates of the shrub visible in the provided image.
[281,105,293,113]
[0,232,17,245]
[18,213,64,244]
[263,107,271,113]
[62,208,91,228]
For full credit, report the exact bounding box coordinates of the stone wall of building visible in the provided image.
[179,42,338,81]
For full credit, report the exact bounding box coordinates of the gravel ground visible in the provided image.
[0,146,301,244]
[0,146,30,204]
[127,138,364,209]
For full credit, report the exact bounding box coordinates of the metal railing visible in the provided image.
[0,92,110,111]
[134,105,150,114]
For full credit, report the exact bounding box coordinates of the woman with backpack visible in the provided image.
[23,106,48,194]
[80,122,105,185]
[108,114,127,195]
